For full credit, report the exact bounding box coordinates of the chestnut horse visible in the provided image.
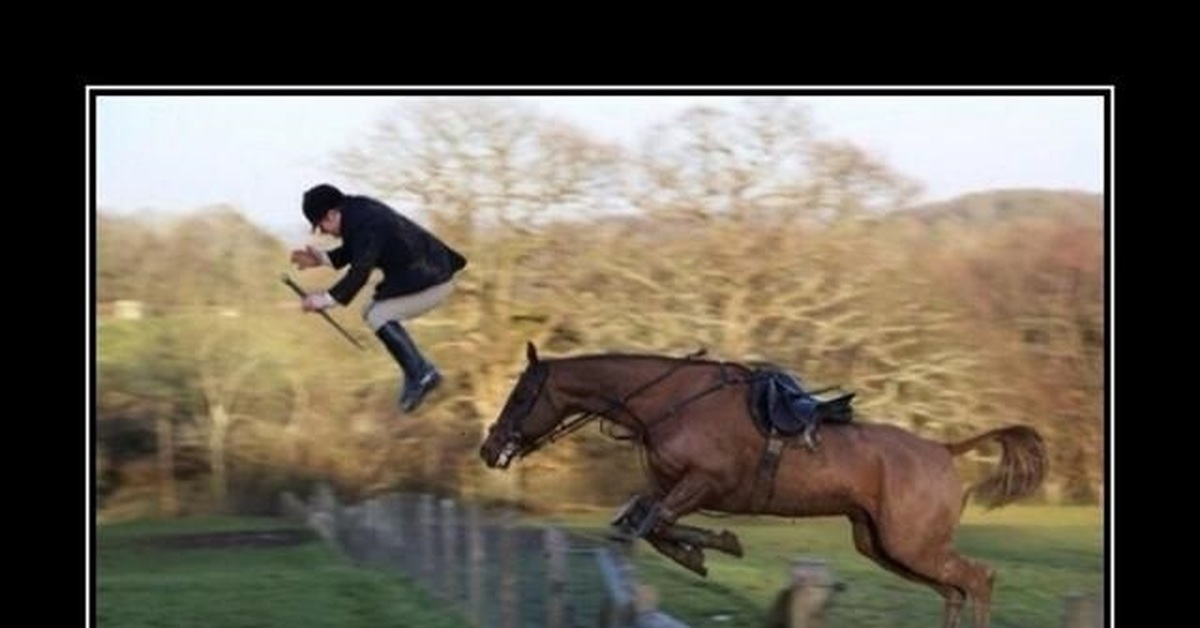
[480,343,1047,628]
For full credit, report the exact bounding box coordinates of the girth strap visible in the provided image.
[750,429,785,513]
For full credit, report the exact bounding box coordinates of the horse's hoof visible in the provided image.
[718,530,744,557]
[610,495,644,527]
[679,553,708,577]
[681,546,709,577]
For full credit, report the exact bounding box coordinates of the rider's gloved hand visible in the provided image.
[301,292,336,312]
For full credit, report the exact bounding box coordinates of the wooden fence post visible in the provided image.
[1062,591,1102,628]
[381,493,403,552]
[307,483,338,546]
[397,494,415,575]
[500,509,518,628]
[545,527,568,628]
[595,547,634,628]
[440,498,458,602]
[313,482,336,511]
[362,498,380,558]
[419,494,435,584]
[467,502,484,627]
[767,557,841,628]
[338,504,361,562]
[279,491,306,523]
[631,585,689,628]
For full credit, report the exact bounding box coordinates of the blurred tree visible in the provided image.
[940,206,1104,500]
[160,207,287,307]
[97,319,197,516]
[633,99,920,225]
[166,313,298,510]
[96,213,174,304]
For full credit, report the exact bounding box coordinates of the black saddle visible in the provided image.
[748,368,855,437]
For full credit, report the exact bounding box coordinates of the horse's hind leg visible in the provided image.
[849,515,965,627]
[972,565,995,628]
[940,554,994,628]
[870,516,996,628]
[919,551,993,628]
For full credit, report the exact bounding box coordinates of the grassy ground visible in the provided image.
[563,505,1104,628]
[97,507,1103,628]
[96,516,470,628]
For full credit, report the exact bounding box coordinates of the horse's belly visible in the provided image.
[727,452,869,516]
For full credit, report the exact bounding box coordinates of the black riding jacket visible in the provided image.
[326,195,467,305]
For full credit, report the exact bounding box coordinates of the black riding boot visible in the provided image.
[375,321,441,412]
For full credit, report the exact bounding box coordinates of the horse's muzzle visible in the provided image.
[480,437,520,470]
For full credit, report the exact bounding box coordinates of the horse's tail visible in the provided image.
[945,425,1048,510]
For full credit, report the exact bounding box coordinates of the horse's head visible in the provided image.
[480,342,562,469]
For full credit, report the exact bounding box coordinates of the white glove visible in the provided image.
[302,292,336,312]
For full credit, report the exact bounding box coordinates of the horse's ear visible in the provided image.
[526,341,539,365]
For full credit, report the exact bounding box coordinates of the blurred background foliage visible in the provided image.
[95,98,1103,519]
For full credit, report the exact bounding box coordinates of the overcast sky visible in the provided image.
[93,91,1107,239]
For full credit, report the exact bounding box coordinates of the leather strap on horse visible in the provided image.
[600,354,747,436]
[750,429,785,513]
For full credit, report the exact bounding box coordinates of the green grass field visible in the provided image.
[590,505,1104,627]
[97,507,1103,628]
[96,516,470,628]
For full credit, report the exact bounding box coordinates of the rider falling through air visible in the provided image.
[290,184,467,413]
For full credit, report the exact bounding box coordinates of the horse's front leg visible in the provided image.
[657,522,743,557]
[646,473,728,577]
[620,473,720,544]
[608,493,711,576]
[654,472,743,558]
[645,533,708,577]
[653,471,718,528]
[609,493,655,541]
[612,472,718,538]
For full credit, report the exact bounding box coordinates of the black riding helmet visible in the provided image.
[302,184,345,231]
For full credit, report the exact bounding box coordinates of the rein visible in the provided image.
[613,364,750,435]
[517,349,751,457]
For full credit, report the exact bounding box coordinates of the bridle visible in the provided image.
[501,361,587,461]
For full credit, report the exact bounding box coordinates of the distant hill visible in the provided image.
[541,188,1105,246]
[895,188,1102,228]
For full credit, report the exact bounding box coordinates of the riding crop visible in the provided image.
[280,274,366,350]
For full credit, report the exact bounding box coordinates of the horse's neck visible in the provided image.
[555,356,725,424]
